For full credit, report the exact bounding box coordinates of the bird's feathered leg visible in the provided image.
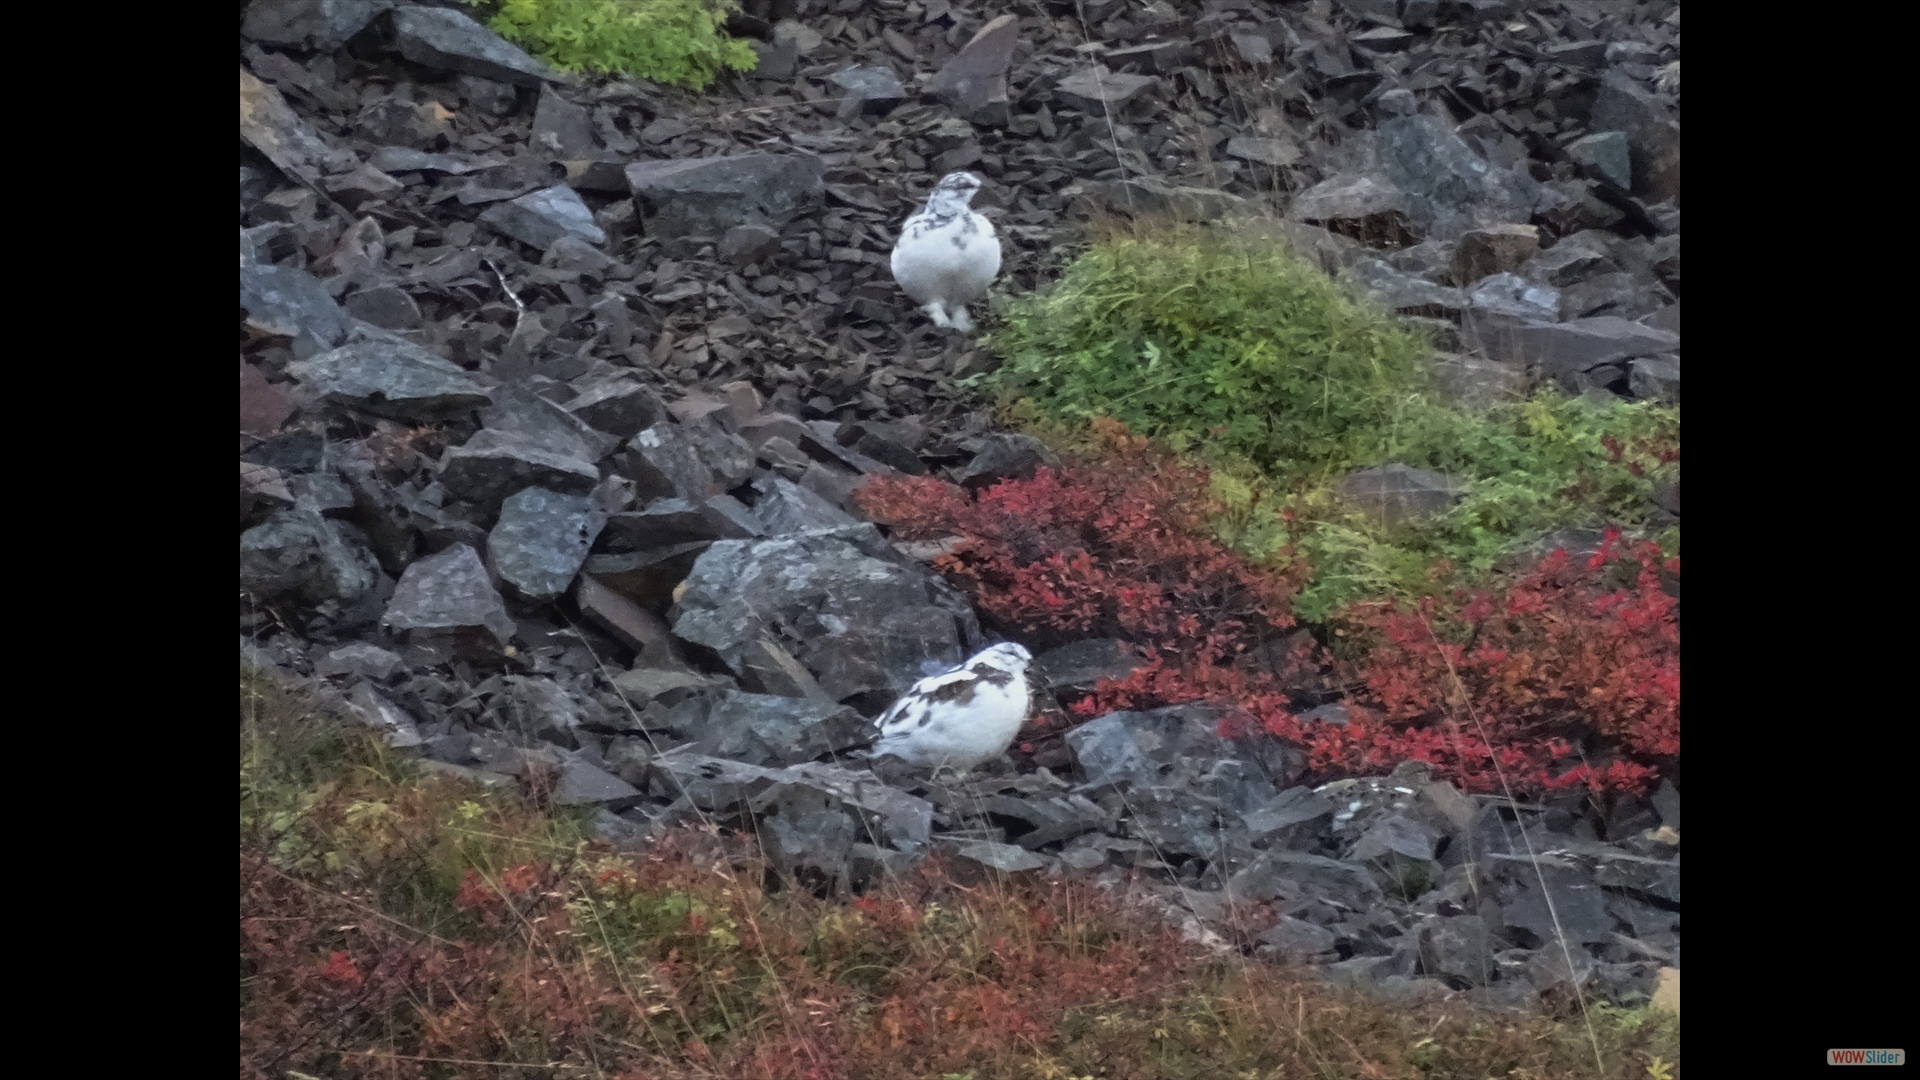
[923,301,953,328]
[948,306,973,333]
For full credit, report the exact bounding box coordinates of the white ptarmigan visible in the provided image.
[890,171,1002,333]
[870,643,1033,773]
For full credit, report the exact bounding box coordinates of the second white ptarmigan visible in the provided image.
[890,171,1002,333]
[871,643,1033,773]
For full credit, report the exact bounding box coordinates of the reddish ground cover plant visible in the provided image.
[855,417,1302,661]
[859,421,1678,796]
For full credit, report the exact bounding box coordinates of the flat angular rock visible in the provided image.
[481,382,618,463]
[828,65,905,119]
[240,361,296,434]
[739,637,836,701]
[1451,224,1540,285]
[1256,915,1339,960]
[1227,850,1385,912]
[343,284,422,330]
[1350,813,1443,862]
[286,338,491,423]
[531,84,595,159]
[1225,135,1302,168]
[670,525,981,702]
[240,67,356,186]
[1242,785,1336,842]
[1342,258,1465,318]
[553,757,642,806]
[1465,272,1561,322]
[1371,114,1544,239]
[1288,174,1415,244]
[241,461,296,524]
[370,146,499,175]
[1032,639,1142,696]
[242,0,394,51]
[719,223,781,267]
[604,499,752,549]
[1472,315,1680,384]
[948,839,1047,873]
[953,433,1061,489]
[315,642,405,682]
[240,507,384,616]
[1055,66,1158,112]
[1521,235,1618,287]
[676,689,870,766]
[626,153,826,240]
[565,377,668,441]
[927,13,1019,125]
[487,486,608,599]
[1590,70,1680,200]
[1418,916,1497,986]
[1338,464,1464,528]
[1629,355,1680,404]
[575,573,688,668]
[241,264,352,360]
[1565,131,1632,191]
[622,422,722,502]
[480,184,605,250]
[382,542,517,648]
[392,5,564,88]
[439,429,600,517]
[750,475,860,534]
[342,683,424,748]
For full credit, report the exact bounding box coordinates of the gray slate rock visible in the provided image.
[285,338,491,423]
[242,0,394,51]
[241,264,352,360]
[953,433,1062,489]
[1472,316,1680,386]
[669,525,982,702]
[828,65,906,119]
[392,5,564,88]
[1342,258,1466,318]
[487,486,609,599]
[626,153,826,240]
[565,376,668,441]
[750,475,861,534]
[927,14,1018,125]
[439,428,600,517]
[1031,639,1142,696]
[1565,130,1632,191]
[1371,113,1545,239]
[240,66,356,187]
[480,184,606,250]
[1338,463,1464,528]
[1466,272,1562,322]
[240,508,385,619]
[382,542,517,647]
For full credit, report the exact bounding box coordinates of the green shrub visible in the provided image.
[983,222,1431,480]
[473,0,757,90]
[982,222,1679,625]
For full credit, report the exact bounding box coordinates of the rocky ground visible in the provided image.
[240,0,1680,1015]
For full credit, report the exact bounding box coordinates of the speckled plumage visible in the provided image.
[871,642,1033,772]
[890,172,1002,333]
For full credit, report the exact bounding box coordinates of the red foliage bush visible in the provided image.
[1076,531,1679,795]
[859,418,1678,795]
[855,417,1301,661]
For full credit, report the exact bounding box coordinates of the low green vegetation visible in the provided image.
[470,0,757,90]
[983,220,1680,624]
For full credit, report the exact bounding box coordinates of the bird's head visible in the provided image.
[978,641,1033,671]
[925,171,985,212]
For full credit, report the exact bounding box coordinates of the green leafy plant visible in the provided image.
[472,0,757,90]
[985,221,1431,481]
[981,219,1679,626]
